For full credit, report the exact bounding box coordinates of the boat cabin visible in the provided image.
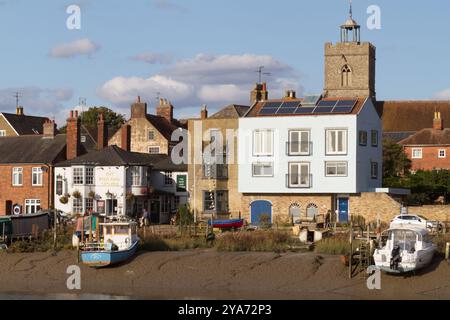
[381,227,432,253]
[102,222,138,251]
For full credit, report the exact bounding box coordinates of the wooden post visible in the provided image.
[349,223,353,279]
[53,209,57,251]
[446,243,450,261]
[81,217,85,244]
[95,217,100,242]
[89,213,93,243]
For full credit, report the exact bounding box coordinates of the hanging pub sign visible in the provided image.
[176,175,187,192]
[97,200,105,214]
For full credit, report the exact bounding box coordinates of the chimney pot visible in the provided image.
[433,112,444,130]
[66,110,81,160]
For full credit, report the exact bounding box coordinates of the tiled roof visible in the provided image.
[0,134,66,164]
[383,132,416,143]
[378,101,450,133]
[209,104,250,119]
[146,115,184,140]
[1,113,49,135]
[56,145,158,167]
[244,97,367,118]
[399,129,450,146]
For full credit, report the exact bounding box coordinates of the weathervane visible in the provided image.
[349,0,353,19]
[256,66,271,84]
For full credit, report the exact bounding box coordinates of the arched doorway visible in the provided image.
[250,200,272,225]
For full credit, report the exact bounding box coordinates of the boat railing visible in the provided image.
[80,240,136,252]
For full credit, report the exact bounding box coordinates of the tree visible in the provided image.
[383,138,411,181]
[58,107,125,132]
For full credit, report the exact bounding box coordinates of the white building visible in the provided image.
[54,145,188,223]
[238,95,382,223]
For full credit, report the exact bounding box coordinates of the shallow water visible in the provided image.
[0,293,132,300]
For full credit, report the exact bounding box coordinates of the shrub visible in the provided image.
[138,233,208,252]
[7,226,75,253]
[72,190,81,199]
[59,196,69,205]
[314,233,351,255]
[215,230,293,252]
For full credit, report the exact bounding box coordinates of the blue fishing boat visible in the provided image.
[80,220,139,268]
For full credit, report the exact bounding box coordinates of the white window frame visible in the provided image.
[25,199,41,214]
[85,167,94,185]
[32,167,43,186]
[289,130,310,156]
[73,167,84,185]
[148,146,161,154]
[325,162,348,177]
[439,149,446,159]
[164,171,173,185]
[253,130,274,156]
[326,129,348,155]
[252,162,274,177]
[73,198,83,214]
[0,130,6,137]
[288,162,311,188]
[131,166,142,186]
[412,148,423,159]
[12,167,23,186]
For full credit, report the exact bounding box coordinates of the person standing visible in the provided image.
[143,208,150,227]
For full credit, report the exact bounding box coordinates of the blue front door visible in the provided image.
[338,198,349,222]
[250,200,272,225]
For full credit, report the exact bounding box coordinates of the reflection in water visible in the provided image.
[0,293,132,300]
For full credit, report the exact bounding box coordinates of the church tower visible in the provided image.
[324,1,376,99]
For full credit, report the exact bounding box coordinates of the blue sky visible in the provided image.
[0,0,450,125]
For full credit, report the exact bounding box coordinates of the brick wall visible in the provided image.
[0,164,51,215]
[404,146,450,171]
[408,206,450,222]
[349,192,401,223]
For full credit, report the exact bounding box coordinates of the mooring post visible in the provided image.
[349,223,353,279]
[446,243,450,261]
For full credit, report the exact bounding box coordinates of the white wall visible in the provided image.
[238,100,381,194]
[54,166,127,215]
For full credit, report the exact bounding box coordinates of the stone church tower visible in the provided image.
[324,3,376,99]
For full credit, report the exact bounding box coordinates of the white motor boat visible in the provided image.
[373,225,436,273]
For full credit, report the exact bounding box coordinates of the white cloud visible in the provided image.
[97,75,192,105]
[0,86,74,125]
[434,88,450,100]
[98,53,302,113]
[130,52,173,65]
[49,38,100,59]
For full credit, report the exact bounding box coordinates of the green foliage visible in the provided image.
[7,226,75,253]
[177,205,194,226]
[314,233,351,255]
[259,214,272,230]
[58,106,125,132]
[383,137,411,180]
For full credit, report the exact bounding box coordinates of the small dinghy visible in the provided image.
[373,225,436,274]
[80,220,139,268]
[208,219,244,229]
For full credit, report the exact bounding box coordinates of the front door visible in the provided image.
[150,200,160,224]
[250,200,272,225]
[338,198,349,223]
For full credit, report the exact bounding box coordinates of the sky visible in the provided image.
[0,0,450,126]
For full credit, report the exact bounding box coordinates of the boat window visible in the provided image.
[391,230,417,251]
[104,226,113,235]
[114,226,129,235]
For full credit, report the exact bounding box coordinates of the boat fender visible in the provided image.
[125,237,130,245]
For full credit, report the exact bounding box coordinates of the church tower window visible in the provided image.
[341,65,352,87]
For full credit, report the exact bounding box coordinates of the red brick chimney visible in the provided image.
[43,119,56,139]
[250,82,269,104]
[201,105,208,120]
[156,98,174,123]
[66,110,81,160]
[131,96,148,119]
[434,112,444,130]
[120,124,131,152]
[97,113,108,150]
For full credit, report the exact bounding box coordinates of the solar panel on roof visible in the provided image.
[277,108,297,114]
[262,102,282,109]
[314,107,334,113]
[294,107,315,114]
[332,106,354,113]
[336,100,357,107]
[279,101,300,109]
[317,100,338,107]
[259,108,279,115]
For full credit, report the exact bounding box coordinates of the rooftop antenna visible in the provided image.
[79,97,86,113]
[256,66,271,84]
[13,91,22,108]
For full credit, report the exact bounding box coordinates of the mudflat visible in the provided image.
[0,250,449,300]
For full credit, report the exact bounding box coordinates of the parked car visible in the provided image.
[390,214,443,232]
